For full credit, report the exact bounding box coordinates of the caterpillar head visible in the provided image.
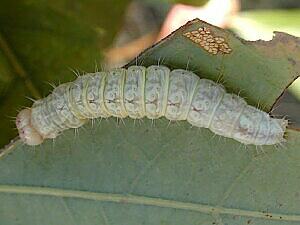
[16,109,44,146]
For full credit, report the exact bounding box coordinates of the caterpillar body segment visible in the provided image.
[124,66,146,119]
[144,66,170,119]
[165,69,199,121]
[187,79,226,128]
[16,65,288,146]
[68,74,95,119]
[104,68,128,118]
[86,72,111,118]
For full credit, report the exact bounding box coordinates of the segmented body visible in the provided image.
[16,65,287,146]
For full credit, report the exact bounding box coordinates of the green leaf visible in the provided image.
[1,19,300,225]
[0,0,130,147]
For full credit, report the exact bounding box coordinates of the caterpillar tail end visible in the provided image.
[267,118,289,145]
[277,118,289,143]
[16,108,44,146]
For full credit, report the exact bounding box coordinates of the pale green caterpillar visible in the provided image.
[16,65,287,146]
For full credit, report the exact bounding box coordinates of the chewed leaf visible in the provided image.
[1,19,300,225]
[128,19,300,112]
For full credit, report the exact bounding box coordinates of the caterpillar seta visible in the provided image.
[16,65,288,146]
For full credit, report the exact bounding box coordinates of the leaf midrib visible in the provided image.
[0,184,299,222]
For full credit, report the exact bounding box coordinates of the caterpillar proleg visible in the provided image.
[16,65,288,146]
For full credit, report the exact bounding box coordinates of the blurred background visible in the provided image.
[0,0,299,148]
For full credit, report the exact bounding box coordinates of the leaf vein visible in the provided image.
[0,184,299,222]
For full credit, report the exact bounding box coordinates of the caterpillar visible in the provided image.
[16,65,287,146]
